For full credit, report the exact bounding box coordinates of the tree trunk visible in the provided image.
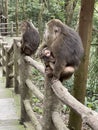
[64,0,78,26]
[4,0,8,21]
[68,0,95,130]
[23,0,26,20]
[15,0,19,36]
[38,3,44,40]
[4,0,8,34]
[1,0,8,35]
[95,46,98,93]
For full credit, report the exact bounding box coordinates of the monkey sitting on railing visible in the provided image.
[39,19,84,81]
[20,21,40,56]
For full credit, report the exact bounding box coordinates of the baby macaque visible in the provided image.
[40,47,75,81]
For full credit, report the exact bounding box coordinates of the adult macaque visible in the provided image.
[20,21,40,56]
[39,19,84,81]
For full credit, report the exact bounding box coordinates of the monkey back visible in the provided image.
[21,28,40,56]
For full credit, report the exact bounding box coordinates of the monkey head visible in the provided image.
[20,21,28,34]
[20,20,37,34]
[20,20,40,56]
[44,19,64,47]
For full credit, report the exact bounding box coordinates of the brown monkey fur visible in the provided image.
[40,47,75,81]
[20,21,40,56]
[39,19,84,81]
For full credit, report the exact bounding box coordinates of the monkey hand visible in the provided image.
[45,66,53,77]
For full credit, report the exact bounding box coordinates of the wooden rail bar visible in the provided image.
[51,80,98,130]
[24,100,42,130]
[24,56,45,75]
[52,112,69,130]
[26,79,44,101]
[0,22,15,25]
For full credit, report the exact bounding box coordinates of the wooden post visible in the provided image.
[2,45,5,76]
[42,76,61,130]
[19,54,32,123]
[15,0,19,37]
[6,50,10,87]
[6,50,13,88]
[2,42,8,76]
[13,40,20,94]
[11,21,13,37]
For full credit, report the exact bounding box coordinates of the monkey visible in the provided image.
[39,19,84,81]
[39,47,76,81]
[20,20,40,56]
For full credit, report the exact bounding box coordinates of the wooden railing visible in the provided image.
[0,36,98,130]
[0,22,20,36]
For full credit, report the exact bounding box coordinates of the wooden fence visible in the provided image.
[0,36,98,130]
[0,22,20,36]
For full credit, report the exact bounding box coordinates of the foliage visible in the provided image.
[63,76,74,92]
[43,0,65,22]
[31,67,44,90]
[86,46,98,110]
[8,0,65,27]
[32,96,43,114]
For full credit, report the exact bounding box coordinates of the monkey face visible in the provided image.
[44,24,61,46]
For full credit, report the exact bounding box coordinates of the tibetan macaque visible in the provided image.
[40,47,76,81]
[20,21,40,56]
[39,19,84,81]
